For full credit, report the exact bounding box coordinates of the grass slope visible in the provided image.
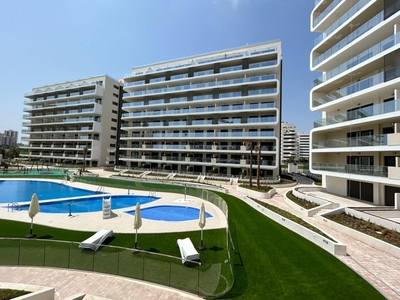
[216,192,384,300]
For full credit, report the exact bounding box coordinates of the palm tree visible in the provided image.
[82,146,88,172]
[255,144,261,189]
[244,141,253,187]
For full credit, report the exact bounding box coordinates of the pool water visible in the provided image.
[19,195,159,214]
[0,180,98,203]
[125,205,212,222]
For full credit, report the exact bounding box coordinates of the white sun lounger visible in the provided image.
[79,229,114,251]
[177,237,200,263]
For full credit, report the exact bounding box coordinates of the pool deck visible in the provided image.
[0,178,227,234]
[1,171,400,299]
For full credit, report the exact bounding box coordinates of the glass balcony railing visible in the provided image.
[122,102,275,118]
[124,47,277,78]
[313,0,342,27]
[313,162,388,177]
[249,60,278,69]
[313,11,383,67]
[314,32,400,86]
[314,99,399,127]
[192,120,213,125]
[312,134,387,148]
[315,0,372,46]
[313,71,385,107]
[121,131,275,139]
[123,74,276,98]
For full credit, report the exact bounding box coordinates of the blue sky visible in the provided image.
[0,0,318,139]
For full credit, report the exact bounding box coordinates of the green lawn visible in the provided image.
[0,177,385,299]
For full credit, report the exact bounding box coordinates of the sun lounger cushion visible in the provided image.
[79,229,114,251]
[177,237,200,263]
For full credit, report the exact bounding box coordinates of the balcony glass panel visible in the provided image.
[220,65,242,73]
[168,121,187,126]
[313,0,341,27]
[314,99,399,127]
[313,71,385,107]
[149,99,165,105]
[315,0,372,46]
[193,94,213,100]
[219,92,242,98]
[192,120,213,125]
[123,75,276,97]
[122,102,276,118]
[193,70,214,77]
[148,131,274,138]
[313,11,383,67]
[313,162,388,177]
[169,97,187,103]
[315,33,400,85]
[170,74,188,80]
[312,134,387,148]
[149,77,166,83]
[249,60,278,68]
[122,101,144,108]
[248,88,277,95]
[82,89,95,95]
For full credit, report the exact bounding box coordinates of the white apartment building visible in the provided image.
[310,0,400,205]
[21,75,121,167]
[120,41,282,179]
[281,123,298,162]
[298,133,310,160]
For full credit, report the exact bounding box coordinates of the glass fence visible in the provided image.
[312,134,387,148]
[312,162,388,177]
[0,185,233,298]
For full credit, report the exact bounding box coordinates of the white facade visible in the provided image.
[281,123,298,162]
[298,133,310,160]
[120,41,282,179]
[310,0,400,205]
[21,75,121,167]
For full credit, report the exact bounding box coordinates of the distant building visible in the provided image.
[21,75,122,167]
[298,133,310,161]
[280,123,310,163]
[0,130,18,146]
[281,123,298,162]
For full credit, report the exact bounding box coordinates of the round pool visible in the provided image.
[125,205,212,222]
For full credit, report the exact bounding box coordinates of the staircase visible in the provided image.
[102,195,111,219]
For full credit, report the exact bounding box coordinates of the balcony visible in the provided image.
[122,102,276,118]
[123,75,276,98]
[314,99,400,127]
[314,32,400,86]
[120,131,275,139]
[312,134,387,149]
[124,47,277,78]
[314,0,372,46]
[313,162,388,177]
[313,0,342,28]
[313,11,383,67]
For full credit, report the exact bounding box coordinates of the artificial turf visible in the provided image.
[0,177,386,299]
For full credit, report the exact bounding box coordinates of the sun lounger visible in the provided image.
[79,229,114,251]
[177,237,200,263]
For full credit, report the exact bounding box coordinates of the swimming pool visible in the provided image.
[18,195,159,214]
[125,205,212,222]
[0,180,99,203]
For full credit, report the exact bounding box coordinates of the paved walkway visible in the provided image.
[2,171,400,299]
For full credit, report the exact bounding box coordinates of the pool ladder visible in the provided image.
[148,191,156,197]
[8,202,21,212]
[96,186,105,193]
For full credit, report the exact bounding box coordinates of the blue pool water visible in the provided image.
[0,180,98,203]
[19,195,159,214]
[125,205,212,222]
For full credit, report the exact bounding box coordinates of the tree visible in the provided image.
[82,146,88,172]
[7,143,20,159]
[255,144,261,189]
[244,141,253,187]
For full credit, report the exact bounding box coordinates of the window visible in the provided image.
[112,110,117,114]
[111,127,116,130]
[110,135,116,139]
[113,84,119,89]
[113,93,119,98]
[112,101,118,106]
[111,118,117,122]
[110,143,116,147]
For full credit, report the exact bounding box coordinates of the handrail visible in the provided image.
[7,202,21,212]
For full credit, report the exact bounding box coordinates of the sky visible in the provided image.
[0,0,319,141]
